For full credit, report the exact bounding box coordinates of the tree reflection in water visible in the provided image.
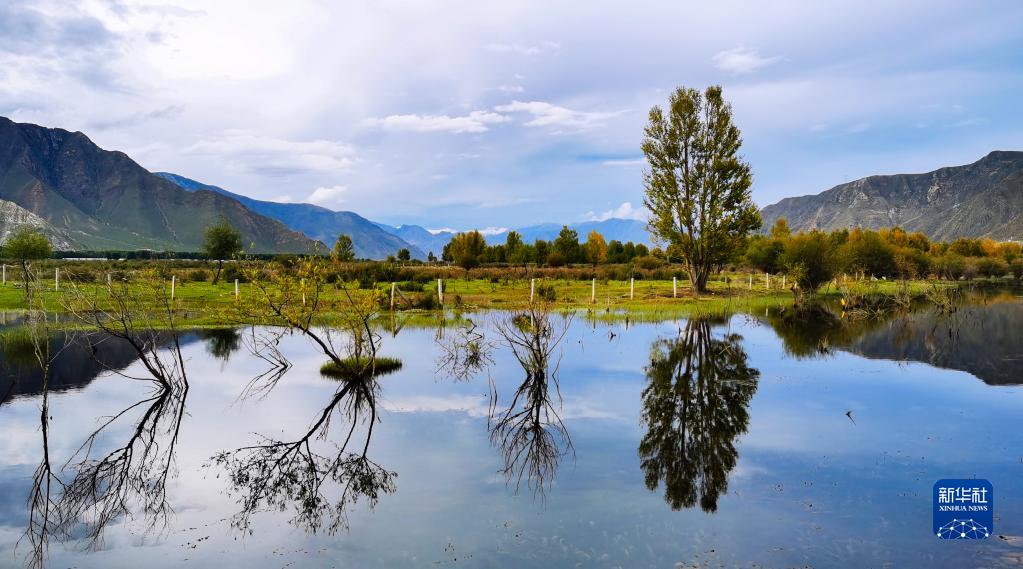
[639,317,759,513]
[211,277,397,535]
[490,303,573,497]
[22,277,193,568]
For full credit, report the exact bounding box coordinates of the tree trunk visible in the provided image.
[688,262,710,294]
[214,260,223,284]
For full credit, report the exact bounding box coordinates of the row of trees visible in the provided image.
[442,227,652,270]
[745,219,1023,290]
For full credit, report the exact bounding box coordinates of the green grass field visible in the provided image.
[0,270,972,329]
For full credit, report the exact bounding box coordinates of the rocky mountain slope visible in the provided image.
[761,151,1023,241]
[0,117,315,252]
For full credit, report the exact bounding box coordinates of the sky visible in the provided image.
[2,0,1022,231]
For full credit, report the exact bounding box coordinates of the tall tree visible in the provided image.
[333,234,355,262]
[203,219,243,284]
[642,85,761,293]
[505,231,526,265]
[553,226,581,264]
[584,231,608,265]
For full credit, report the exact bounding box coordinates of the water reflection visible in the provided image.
[489,305,573,496]
[639,317,759,512]
[761,288,1023,384]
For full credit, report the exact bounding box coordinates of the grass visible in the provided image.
[320,356,403,379]
[0,271,1006,329]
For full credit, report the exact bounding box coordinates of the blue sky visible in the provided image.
[1,1,1022,231]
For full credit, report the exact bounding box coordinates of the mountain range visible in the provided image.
[154,172,425,260]
[0,117,314,252]
[761,151,1023,241]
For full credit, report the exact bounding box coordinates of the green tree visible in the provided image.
[642,85,761,293]
[779,231,836,291]
[553,226,581,264]
[333,234,355,262]
[3,226,52,297]
[427,251,437,263]
[447,231,487,273]
[584,230,607,265]
[505,231,527,265]
[396,248,411,262]
[203,219,243,284]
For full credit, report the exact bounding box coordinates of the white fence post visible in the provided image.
[748,274,753,290]
[234,278,239,299]
[171,275,176,300]
[107,273,112,287]
[672,276,677,298]
[55,267,59,291]
[530,278,535,302]
[765,272,769,289]
[630,277,635,300]
[782,275,786,288]
[390,282,396,310]
[591,278,596,303]
[438,278,443,305]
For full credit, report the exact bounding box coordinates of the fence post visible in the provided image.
[765,272,769,289]
[171,275,176,300]
[672,276,677,298]
[107,273,112,287]
[591,278,596,304]
[438,278,443,305]
[530,278,535,302]
[2,264,5,285]
[782,275,786,288]
[55,267,59,291]
[630,277,635,300]
[748,274,753,290]
[301,278,306,305]
[390,282,396,310]
[234,278,239,300]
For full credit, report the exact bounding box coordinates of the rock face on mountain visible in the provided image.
[0,117,316,252]
[156,173,423,260]
[761,151,1023,241]
[0,198,74,249]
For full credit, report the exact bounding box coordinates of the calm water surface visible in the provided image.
[1,294,1022,568]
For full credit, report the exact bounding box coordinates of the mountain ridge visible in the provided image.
[0,117,316,252]
[761,151,1023,241]
[155,172,425,260]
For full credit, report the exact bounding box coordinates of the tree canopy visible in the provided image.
[642,85,761,292]
[333,234,355,262]
[203,219,243,283]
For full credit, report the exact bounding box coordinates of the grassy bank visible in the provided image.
[0,271,985,329]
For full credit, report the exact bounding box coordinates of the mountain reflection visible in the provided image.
[761,289,1023,385]
[639,317,759,513]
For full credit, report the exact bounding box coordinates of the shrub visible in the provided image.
[186,269,209,282]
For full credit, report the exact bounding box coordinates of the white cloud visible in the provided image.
[494,100,624,129]
[586,202,649,222]
[476,226,508,236]
[186,131,355,175]
[364,110,510,134]
[306,185,347,205]
[712,46,781,74]
[485,40,560,56]
[602,158,646,168]
[426,227,458,235]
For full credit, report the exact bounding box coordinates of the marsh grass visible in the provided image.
[320,356,403,380]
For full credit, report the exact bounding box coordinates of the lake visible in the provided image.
[1,289,1022,568]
